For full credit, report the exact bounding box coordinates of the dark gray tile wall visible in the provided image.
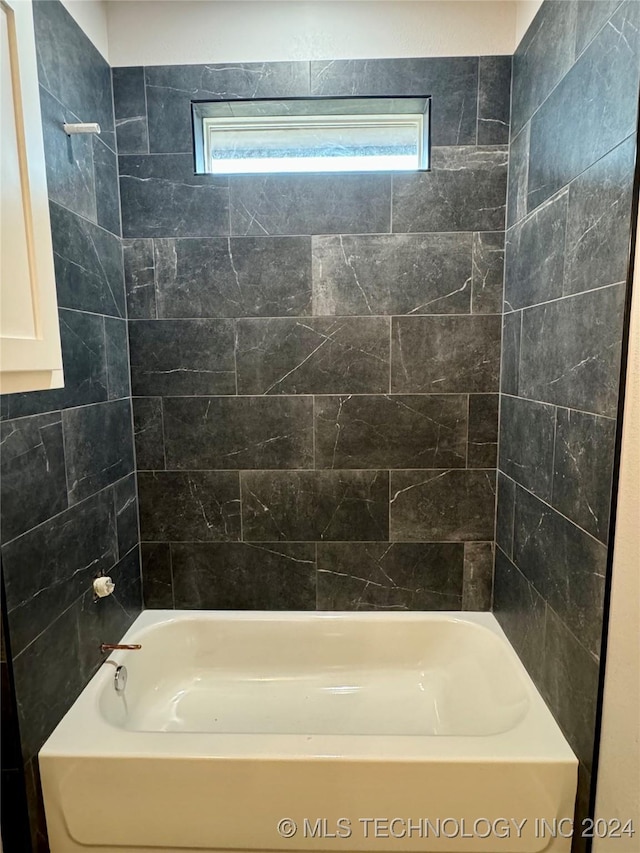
[0,3,141,848]
[494,3,639,848]
[115,56,511,613]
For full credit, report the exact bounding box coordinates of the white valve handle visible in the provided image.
[93,576,115,598]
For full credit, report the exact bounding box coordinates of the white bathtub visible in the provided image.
[40,611,577,853]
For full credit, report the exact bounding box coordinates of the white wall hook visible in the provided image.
[93,576,115,598]
[63,122,101,135]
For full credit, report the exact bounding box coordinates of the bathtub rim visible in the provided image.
[39,610,577,767]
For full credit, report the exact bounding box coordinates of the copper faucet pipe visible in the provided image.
[100,643,142,652]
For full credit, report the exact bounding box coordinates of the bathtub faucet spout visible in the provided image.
[100,643,142,652]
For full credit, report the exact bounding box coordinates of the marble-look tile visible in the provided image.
[541,607,600,771]
[0,310,108,420]
[24,757,48,851]
[0,414,67,544]
[471,232,504,315]
[171,543,316,609]
[468,394,499,468]
[391,315,501,393]
[572,763,593,853]
[528,1,640,210]
[50,201,125,317]
[112,67,148,155]
[510,0,578,137]
[500,311,521,397]
[241,470,389,541]
[12,600,86,760]
[495,472,516,559]
[123,239,156,319]
[129,319,236,396]
[114,474,138,559]
[317,543,464,610]
[141,542,173,608]
[506,123,530,229]
[145,62,310,153]
[392,147,508,233]
[519,283,625,417]
[315,395,467,470]
[62,400,135,505]
[163,396,313,469]
[504,189,568,311]
[33,0,115,150]
[39,87,95,221]
[312,233,472,316]
[493,548,546,685]
[104,317,130,401]
[236,317,389,395]
[132,398,165,470]
[2,490,117,656]
[575,0,624,57]
[513,486,606,658]
[552,408,616,543]
[390,469,495,542]
[76,548,142,682]
[138,471,241,542]
[93,138,121,236]
[155,237,312,318]
[310,57,479,146]
[119,154,229,238]
[229,174,391,237]
[564,136,635,297]
[477,56,512,145]
[499,395,556,500]
[462,542,493,610]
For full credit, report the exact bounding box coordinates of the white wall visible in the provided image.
[61,0,109,60]
[106,1,518,67]
[514,0,543,48]
[594,214,640,851]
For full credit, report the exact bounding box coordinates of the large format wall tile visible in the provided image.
[171,543,316,609]
[317,542,465,610]
[462,542,494,610]
[391,315,501,393]
[471,232,504,315]
[236,317,389,395]
[477,56,512,145]
[493,548,546,684]
[310,57,479,146]
[390,469,495,542]
[504,190,568,311]
[229,174,391,236]
[541,607,600,771]
[499,395,556,500]
[163,396,314,470]
[129,319,236,396]
[141,543,173,608]
[93,138,121,236]
[62,400,135,504]
[527,1,640,210]
[123,239,156,319]
[241,470,389,541]
[552,408,616,543]
[132,397,165,470]
[468,394,499,468]
[2,490,117,656]
[392,147,508,233]
[145,63,310,153]
[519,284,625,417]
[50,202,125,317]
[119,155,229,238]
[312,233,472,316]
[138,471,241,542]
[314,394,467,470]
[564,136,636,297]
[33,0,115,150]
[0,414,67,544]
[495,473,516,559]
[513,486,606,658]
[500,311,521,397]
[105,317,131,401]
[155,237,312,318]
[112,67,148,155]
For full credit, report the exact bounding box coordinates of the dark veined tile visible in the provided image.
[141,542,173,608]
[462,542,494,610]
[477,55,512,145]
[132,397,165,470]
[499,395,556,500]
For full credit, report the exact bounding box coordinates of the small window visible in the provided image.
[192,97,430,175]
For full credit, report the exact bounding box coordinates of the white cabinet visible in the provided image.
[0,0,63,394]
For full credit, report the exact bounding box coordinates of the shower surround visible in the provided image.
[114,56,512,612]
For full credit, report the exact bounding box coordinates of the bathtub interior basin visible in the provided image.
[40,611,578,853]
[101,614,530,737]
